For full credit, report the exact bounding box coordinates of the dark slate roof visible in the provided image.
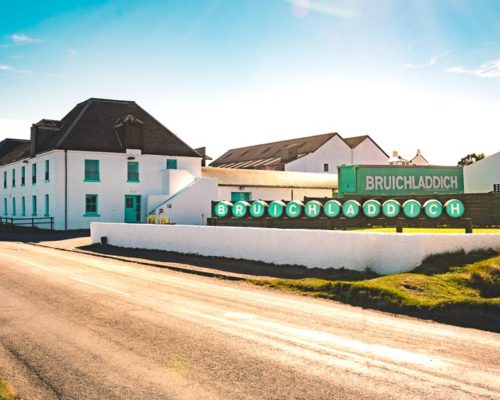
[343,134,389,158]
[0,139,30,166]
[0,98,200,165]
[211,132,338,169]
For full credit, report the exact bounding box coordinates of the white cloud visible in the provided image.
[402,50,450,69]
[0,64,29,74]
[288,0,358,19]
[10,33,41,44]
[447,60,500,78]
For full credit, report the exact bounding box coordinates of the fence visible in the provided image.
[208,193,500,230]
[0,216,54,230]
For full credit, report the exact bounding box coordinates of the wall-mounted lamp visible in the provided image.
[22,160,29,164]
[239,186,246,190]
[127,156,135,160]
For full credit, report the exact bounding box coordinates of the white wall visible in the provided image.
[464,152,500,193]
[152,178,218,225]
[286,135,351,173]
[352,139,389,165]
[66,151,202,230]
[91,223,500,275]
[217,186,334,201]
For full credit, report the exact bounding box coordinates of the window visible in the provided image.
[3,198,7,215]
[3,171,6,188]
[12,169,15,187]
[166,159,177,170]
[323,163,329,172]
[21,196,26,216]
[231,192,251,202]
[44,194,49,216]
[32,195,37,216]
[32,163,37,185]
[45,160,50,182]
[84,160,100,181]
[127,161,139,182]
[21,166,25,186]
[12,198,16,216]
[84,194,99,216]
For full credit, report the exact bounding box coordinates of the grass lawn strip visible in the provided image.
[0,380,17,400]
[250,249,500,332]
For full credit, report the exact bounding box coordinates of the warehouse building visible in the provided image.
[464,151,500,193]
[210,133,389,173]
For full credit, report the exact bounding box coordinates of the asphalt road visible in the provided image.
[0,242,499,400]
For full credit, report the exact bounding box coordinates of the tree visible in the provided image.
[457,153,485,167]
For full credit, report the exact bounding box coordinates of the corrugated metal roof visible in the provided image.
[202,166,338,189]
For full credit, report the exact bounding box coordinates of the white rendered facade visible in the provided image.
[0,149,209,230]
[464,151,500,193]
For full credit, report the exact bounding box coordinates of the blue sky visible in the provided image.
[1,0,499,165]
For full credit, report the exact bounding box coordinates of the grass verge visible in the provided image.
[0,380,17,400]
[250,249,500,332]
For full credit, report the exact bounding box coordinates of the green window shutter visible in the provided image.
[44,194,49,216]
[45,160,50,181]
[32,195,37,216]
[127,161,139,182]
[12,169,15,187]
[84,194,99,216]
[21,197,26,216]
[32,163,37,185]
[84,160,100,181]
[4,198,7,215]
[21,166,25,186]
[3,171,6,188]
[12,198,16,216]
[231,192,251,202]
[166,159,177,170]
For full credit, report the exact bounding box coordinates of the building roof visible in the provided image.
[0,139,30,166]
[210,132,338,169]
[0,98,200,166]
[202,166,338,189]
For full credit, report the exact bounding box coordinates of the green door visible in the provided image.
[125,195,141,223]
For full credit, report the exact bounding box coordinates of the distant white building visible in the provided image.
[210,133,389,174]
[389,149,429,166]
[202,167,337,202]
[464,151,500,193]
[0,98,217,230]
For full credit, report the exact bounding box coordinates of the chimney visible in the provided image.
[392,150,398,157]
[30,124,38,158]
[280,144,298,162]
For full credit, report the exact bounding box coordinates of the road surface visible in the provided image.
[0,241,499,399]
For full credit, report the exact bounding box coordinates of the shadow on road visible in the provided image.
[77,243,377,281]
[0,227,89,243]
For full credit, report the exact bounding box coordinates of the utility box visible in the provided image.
[338,165,464,196]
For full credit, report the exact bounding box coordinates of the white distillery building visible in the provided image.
[210,133,389,173]
[0,98,217,230]
[201,167,337,202]
[464,151,500,193]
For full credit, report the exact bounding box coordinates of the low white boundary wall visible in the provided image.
[91,223,500,275]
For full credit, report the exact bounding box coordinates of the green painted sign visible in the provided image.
[304,200,322,218]
[339,165,464,195]
[285,200,303,218]
[445,199,465,218]
[249,200,267,218]
[382,199,401,218]
[213,198,466,220]
[268,201,285,218]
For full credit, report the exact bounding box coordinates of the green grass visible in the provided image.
[355,227,500,234]
[0,380,17,400]
[251,249,500,332]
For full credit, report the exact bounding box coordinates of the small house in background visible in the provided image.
[389,149,429,166]
[210,133,389,173]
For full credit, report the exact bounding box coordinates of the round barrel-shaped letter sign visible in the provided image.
[268,201,285,218]
[249,200,267,218]
[382,199,401,218]
[214,201,231,217]
[445,199,465,218]
[285,200,303,218]
[304,200,322,218]
[423,199,443,219]
[402,199,421,218]
[323,200,341,218]
[342,200,361,218]
[231,201,249,218]
[363,199,381,218]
